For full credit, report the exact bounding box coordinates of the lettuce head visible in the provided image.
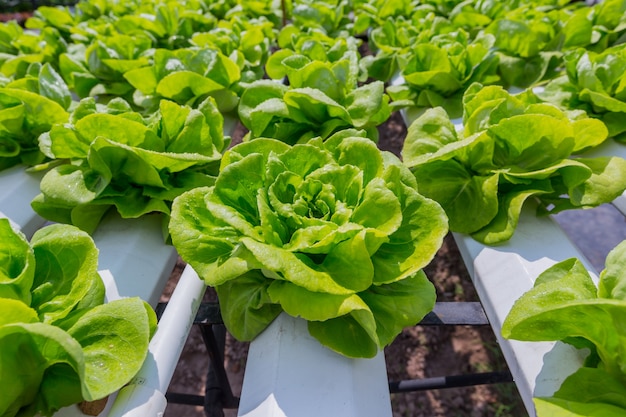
[0,219,156,417]
[31,96,227,234]
[402,83,626,244]
[539,43,626,142]
[169,134,448,358]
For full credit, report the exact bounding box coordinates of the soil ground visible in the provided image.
[160,113,530,417]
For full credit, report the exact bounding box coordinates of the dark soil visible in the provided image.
[161,114,528,417]
[0,12,31,24]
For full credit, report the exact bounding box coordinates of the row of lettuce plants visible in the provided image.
[1,2,236,415]
[1,0,626,415]
[379,3,626,415]
[370,0,626,118]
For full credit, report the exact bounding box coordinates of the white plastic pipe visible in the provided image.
[238,313,392,417]
[107,265,206,417]
[93,212,178,307]
[0,165,46,236]
[452,205,593,417]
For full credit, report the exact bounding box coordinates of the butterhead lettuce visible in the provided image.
[31,96,227,234]
[239,42,390,144]
[0,219,156,417]
[402,83,626,244]
[538,43,626,142]
[0,87,68,171]
[169,134,448,358]
[502,239,626,416]
[485,6,563,88]
[124,47,241,113]
[387,29,499,119]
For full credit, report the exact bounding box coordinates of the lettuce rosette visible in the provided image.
[238,51,390,144]
[31,96,227,234]
[268,24,362,76]
[0,219,156,417]
[124,47,241,113]
[387,29,499,119]
[402,83,626,245]
[485,6,563,88]
[352,0,422,36]
[447,0,504,35]
[191,16,276,83]
[0,87,69,171]
[0,23,67,81]
[361,12,457,82]
[58,32,152,102]
[111,2,216,49]
[242,28,387,145]
[502,239,626,416]
[538,43,626,142]
[290,0,353,37]
[169,134,448,358]
[559,0,626,51]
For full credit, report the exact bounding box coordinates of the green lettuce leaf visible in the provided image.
[0,220,35,304]
[6,63,72,110]
[535,397,626,417]
[29,223,104,325]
